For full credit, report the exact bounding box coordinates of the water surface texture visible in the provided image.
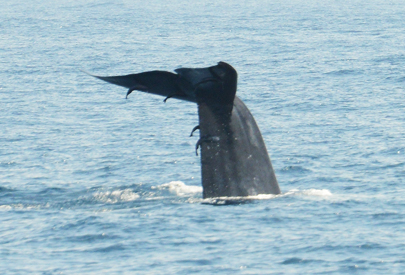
[1,0,405,274]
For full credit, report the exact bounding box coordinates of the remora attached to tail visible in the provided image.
[84,62,280,198]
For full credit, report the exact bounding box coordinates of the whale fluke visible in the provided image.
[84,62,280,198]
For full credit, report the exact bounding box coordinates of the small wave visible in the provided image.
[281,257,326,265]
[0,187,12,192]
[283,188,333,197]
[0,205,13,210]
[372,212,399,219]
[67,233,120,244]
[87,244,126,253]
[0,203,44,211]
[280,165,311,173]
[281,257,304,265]
[325,69,361,76]
[92,189,140,204]
[152,181,202,197]
[176,259,213,266]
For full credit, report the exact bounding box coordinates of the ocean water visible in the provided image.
[1,0,405,273]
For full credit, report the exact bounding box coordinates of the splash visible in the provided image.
[200,189,333,205]
[92,189,140,204]
[152,181,202,197]
[151,182,333,204]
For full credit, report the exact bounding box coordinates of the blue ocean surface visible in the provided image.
[1,0,405,274]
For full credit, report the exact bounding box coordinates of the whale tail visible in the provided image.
[84,62,280,198]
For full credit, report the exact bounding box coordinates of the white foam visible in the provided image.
[0,204,43,210]
[303,189,333,196]
[92,189,140,203]
[152,181,202,197]
[283,188,333,198]
[0,205,13,210]
[152,182,333,202]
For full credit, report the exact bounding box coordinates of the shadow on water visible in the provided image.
[201,198,258,206]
